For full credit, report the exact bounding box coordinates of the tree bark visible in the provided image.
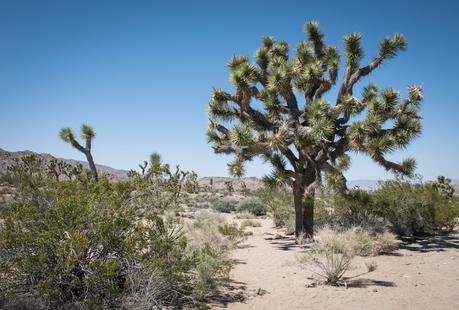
[293,175,315,239]
[85,151,98,181]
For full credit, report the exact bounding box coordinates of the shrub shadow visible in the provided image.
[343,278,396,288]
[398,234,459,253]
[207,278,247,307]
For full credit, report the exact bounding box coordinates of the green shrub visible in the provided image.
[0,178,194,308]
[185,211,240,301]
[315,189,386,233]
[255,187,294,229]
[213,197,238,213]
[237,197,267,216]
[0,155,233,308]
[373,179,459,235]
[316,178,459,237]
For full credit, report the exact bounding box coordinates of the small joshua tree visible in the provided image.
[433,176,455,199]
[206,21,423,238]
[60,124,98,181]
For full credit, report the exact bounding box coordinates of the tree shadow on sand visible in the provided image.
[398,234,459,253]
[342,277,396,288]
[207,278,247,307]
[264,233,312,252]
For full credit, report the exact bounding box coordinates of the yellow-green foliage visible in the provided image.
[237,197,267,216]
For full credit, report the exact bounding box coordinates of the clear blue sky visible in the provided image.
[1,0,458,180]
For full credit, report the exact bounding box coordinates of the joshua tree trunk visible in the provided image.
[85,151,98,181]
[293,175,315,239]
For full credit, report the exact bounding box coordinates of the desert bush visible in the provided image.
[235,211,256,219]
[186,211,231,256]
[218,223,246,245]
[373,231,398,254]
[342,227,375,256]
[192,246,228,301]
[213,197,238,213]
[315,178,459,237]
[302,228,355,285]
[255,187,295,230]
[237,197,267,216]
[0,155,232,308]
[335,227,397,256]
[240,219,262,229]
[185,211,243,300]
[314,189,386,233]
[373,179,459,235]
[0,177,194,308]
[365,260,378,272]
[301,227,396,282]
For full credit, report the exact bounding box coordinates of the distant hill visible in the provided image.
[0,148,128,180]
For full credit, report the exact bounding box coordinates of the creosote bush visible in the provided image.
[373,179,459,236]
[213,197,238,213]
[315,178,459,236]
[0,155,231,308]
[237,197,267,216]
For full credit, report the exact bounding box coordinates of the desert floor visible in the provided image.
[212,216,459,310]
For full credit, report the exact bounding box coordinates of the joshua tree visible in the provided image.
[206,21,423,238]
[60,124,98,181]
[139,160,148,176]
[433,176,455,199]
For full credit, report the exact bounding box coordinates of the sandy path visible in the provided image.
[217,217,459,310]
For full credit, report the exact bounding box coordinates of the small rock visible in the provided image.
[256,288,268,296]
[373,289,378,292]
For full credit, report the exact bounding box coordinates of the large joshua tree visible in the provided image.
[60,124,98,181]
[206,21,423,238]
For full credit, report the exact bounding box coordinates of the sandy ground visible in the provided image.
[214,217,459,310]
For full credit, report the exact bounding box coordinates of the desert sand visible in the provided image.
[214,217,459,310]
